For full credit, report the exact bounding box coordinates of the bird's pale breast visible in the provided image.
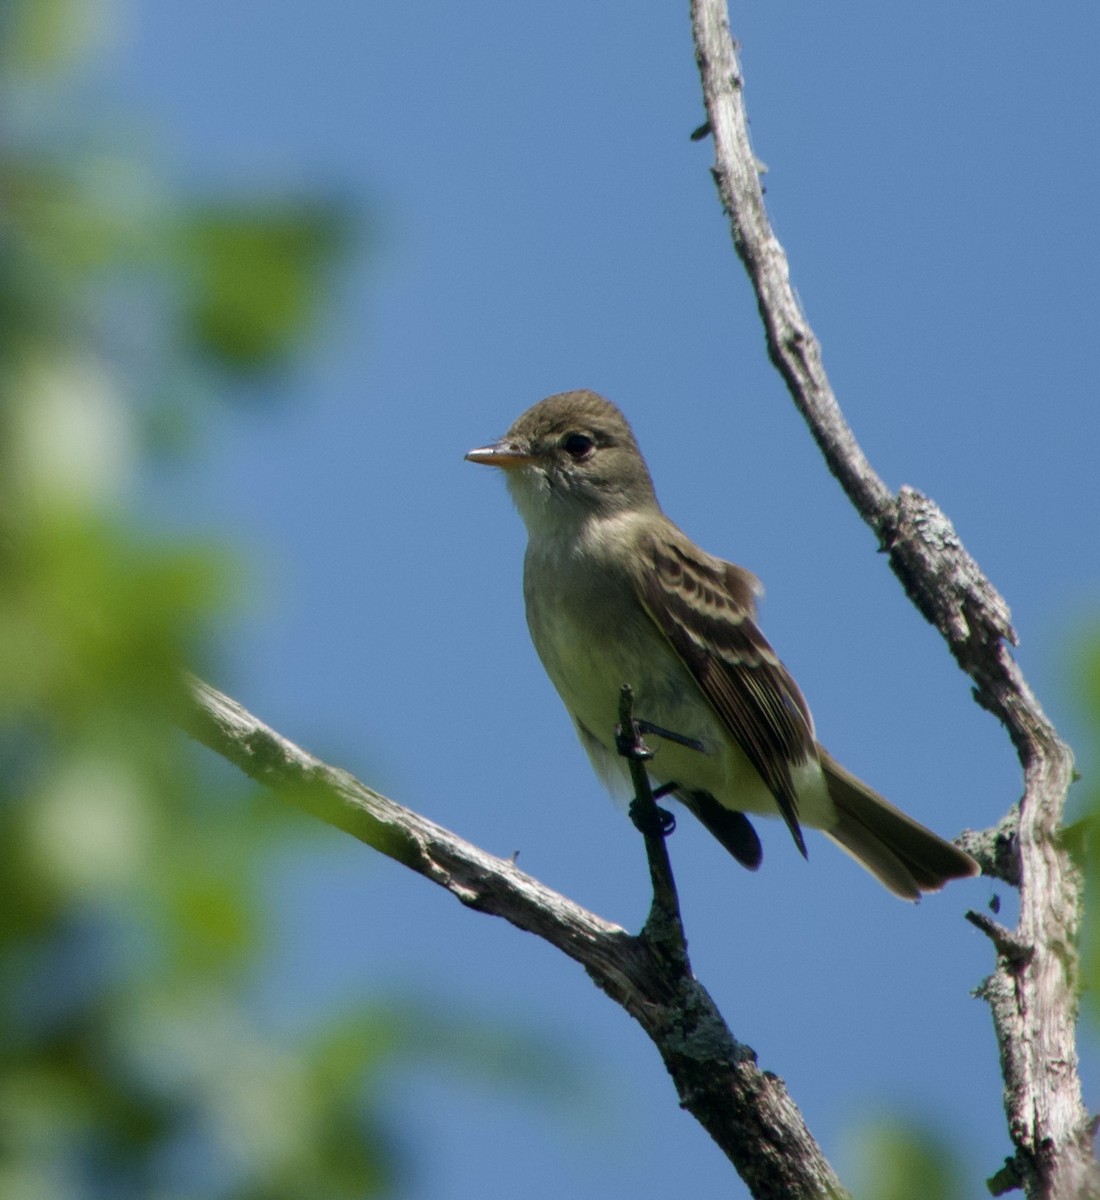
[522,523,786,818]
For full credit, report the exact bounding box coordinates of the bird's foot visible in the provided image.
[629,797,676,839]
[615,717,705,760]
[615,719,654,762]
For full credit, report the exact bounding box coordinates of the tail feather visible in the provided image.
[818,747,979,900]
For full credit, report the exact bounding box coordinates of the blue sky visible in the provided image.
[111,3,1098,1195]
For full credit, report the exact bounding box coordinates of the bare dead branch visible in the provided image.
[689,1,1096,1194]
[184,676,847,1199]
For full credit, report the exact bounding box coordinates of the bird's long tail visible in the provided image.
[818,747,979,900]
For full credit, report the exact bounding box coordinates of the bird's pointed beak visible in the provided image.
[465,438,535,469]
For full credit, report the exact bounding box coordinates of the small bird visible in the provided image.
[466,390,978,899]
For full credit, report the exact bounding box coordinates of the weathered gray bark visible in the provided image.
[186,678,848,1199]
[690,1,1096,1194]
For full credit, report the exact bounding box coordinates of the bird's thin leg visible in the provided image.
[614,712,676,838]
[616,714,702,838]
[634,719,706,754]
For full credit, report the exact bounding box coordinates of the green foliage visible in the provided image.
[848,1115,965,1200]
[179,203,345,370]
[0,0,101,73]
[0,10,571,1199]
[1075,633,1100,1024]
[0,8,377,1193]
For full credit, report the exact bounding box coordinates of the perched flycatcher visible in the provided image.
[466,389,978,899]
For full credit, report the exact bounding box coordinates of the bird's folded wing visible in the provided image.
[637,530,816,856]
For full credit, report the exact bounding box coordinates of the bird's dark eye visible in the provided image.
[562,432,595,460]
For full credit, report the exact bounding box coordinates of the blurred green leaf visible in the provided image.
[849,1115,964,1200]
[0,0,105,73]
[312,1000,586,1109]
[0,7,561,1199]
[1080,636,1100,716]
[178,203,345,371]
[1075,633,1100,1023]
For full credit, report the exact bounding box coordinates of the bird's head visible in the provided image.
[465,390,659,537]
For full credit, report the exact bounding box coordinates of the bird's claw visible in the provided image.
[630,797,676,839]
[615,720,654,761]
[616,717,705,761]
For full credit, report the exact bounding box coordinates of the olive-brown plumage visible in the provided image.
[467,390,979,898]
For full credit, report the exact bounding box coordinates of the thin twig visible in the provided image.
[616,684,687,956]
